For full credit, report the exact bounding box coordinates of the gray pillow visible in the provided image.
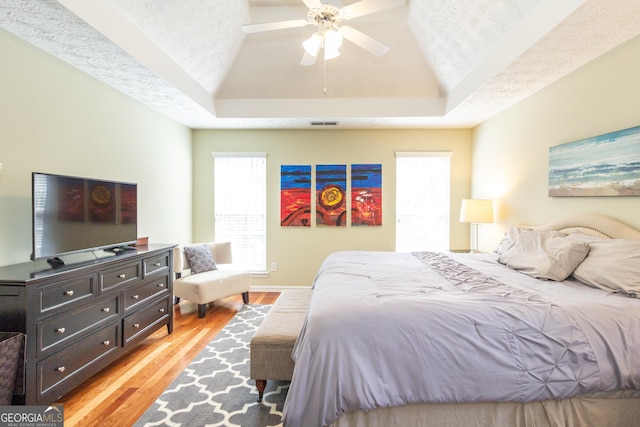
[573,239,640,297]
[498,230,589,281]
[184,244,217,274]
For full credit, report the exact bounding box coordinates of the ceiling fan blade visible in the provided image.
[340,25,389,56]
[339,0,406,20]
[300,51,319,66]
[241,19,310,34]
[302,0,323,11]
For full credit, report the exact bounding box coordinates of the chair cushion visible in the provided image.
[183,244,217,274]
[174,269,250,304]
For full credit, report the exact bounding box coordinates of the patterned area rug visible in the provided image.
[134,305,289,427]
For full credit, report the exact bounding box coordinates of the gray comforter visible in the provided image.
[282,251,640,427]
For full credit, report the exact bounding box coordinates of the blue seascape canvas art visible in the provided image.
[549,125,640,196]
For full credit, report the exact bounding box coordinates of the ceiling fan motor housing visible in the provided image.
[308,5,342,33]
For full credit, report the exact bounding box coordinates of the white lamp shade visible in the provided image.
[324,48,340,60]
[459,199,494,223]
[303,32,322,56]
[324,29,343,51]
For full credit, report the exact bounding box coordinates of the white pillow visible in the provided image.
[573,239,640,297]
[498,231,589,281]
[494,226,525,255]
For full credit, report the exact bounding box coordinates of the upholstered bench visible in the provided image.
[173,242,250,318]
[250,288,312,402]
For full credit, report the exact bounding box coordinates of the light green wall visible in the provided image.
[10,23,636,284]
[0,29,193,268]
[472,35,640,251]
[192,129,472,287]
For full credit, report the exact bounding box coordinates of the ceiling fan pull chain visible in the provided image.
[323,54,327,95]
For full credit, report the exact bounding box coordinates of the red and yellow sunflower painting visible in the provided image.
[316,164,347,226]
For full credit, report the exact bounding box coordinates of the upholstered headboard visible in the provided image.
[531,213,640,240]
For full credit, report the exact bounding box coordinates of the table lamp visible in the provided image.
[459,199,494,253]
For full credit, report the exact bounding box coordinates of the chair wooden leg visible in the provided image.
[242,291,249,304]
[198,304,207,318]
[256,379,267,402]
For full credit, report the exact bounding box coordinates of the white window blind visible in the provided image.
[395,152,451,252]
[213,152,266,273]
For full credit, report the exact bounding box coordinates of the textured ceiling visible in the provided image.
[1,0,639,129]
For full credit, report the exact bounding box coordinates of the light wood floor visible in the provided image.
[57,292,280,427]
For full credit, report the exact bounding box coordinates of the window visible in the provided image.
[395,152,451,252]
[213,152,266,273]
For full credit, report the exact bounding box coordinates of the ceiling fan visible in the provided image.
[241,0,406,66]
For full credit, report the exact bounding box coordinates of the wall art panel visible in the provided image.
[316,164,347,226]
[351,164,382,226]
[549,125,640,196]
[280,165,312,226]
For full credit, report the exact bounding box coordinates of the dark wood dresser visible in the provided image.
[0,244,175,405]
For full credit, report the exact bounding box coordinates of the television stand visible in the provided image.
[0,244,175,405]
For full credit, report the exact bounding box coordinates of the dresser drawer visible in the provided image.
[37,296,119,357]
[38,323,119,399]
[123,297,170,346]
[39,274,97,315]
[123,275,169,312]
[99,262,141,293]
[143,253,170,276]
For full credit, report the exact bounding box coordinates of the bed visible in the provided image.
[282,213,640,427]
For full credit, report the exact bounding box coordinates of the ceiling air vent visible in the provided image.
[310,121,339,126]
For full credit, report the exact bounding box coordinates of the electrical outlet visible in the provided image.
[271,262,278,272]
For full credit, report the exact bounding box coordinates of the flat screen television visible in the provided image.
[31,172,138,263]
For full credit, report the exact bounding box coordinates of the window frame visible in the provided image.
[212,152,267,274]
[395,151,452,252]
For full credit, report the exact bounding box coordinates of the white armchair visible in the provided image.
[173,242,250,318]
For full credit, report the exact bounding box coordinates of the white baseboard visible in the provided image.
[249,285,312,292]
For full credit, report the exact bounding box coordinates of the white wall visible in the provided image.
[0,29,193,268]
[472,35,640,252]
[192,128,472,287]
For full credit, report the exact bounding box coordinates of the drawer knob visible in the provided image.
[154,262,161,267]
[157,283,164,288]
[56,327,66,334]
[132,295,139,300]
[118,273,126,279]
[159,308,165,313]
[102,307,110,313]
[102,340,110,346]
[133,323,140,329]
[56,366,66,373]
[64,290,74,296]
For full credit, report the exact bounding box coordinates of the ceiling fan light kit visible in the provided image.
[302,4,343,61]
[303,28,343,60]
